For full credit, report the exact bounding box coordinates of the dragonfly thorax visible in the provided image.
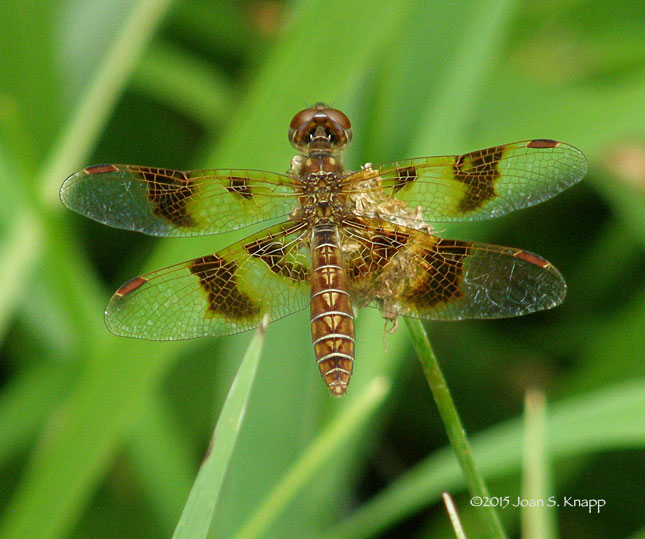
[296,169,348,221]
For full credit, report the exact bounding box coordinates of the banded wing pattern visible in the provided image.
[60,165,300,237]
[60,104,586,396]
[343,218,565,320]
[343,140,586,224]
[106,222,311,339]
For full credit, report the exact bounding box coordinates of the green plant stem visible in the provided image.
[233,377,391,539]
[521,389,555,539]
[405,317,506,539]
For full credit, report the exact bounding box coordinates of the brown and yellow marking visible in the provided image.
[243,230,309,282]
[392,165,418,194]
[527,139,559,149]
[189,255,260,319]
[345,222,409,280]
[453,146,504,212]
[226,176,253,200]
[367,228,409,267]
[115,276,148,297]
[404,239,471,307]
[62,105,583,394]
[138,167,196,227]
[85,164,118,174]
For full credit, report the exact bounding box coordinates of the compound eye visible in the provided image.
[324,108,351,130]
[289,108,318,131]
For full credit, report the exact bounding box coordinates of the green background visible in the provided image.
[0,0,643,537]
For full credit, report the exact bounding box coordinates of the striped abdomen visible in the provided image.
[310,223,355,396]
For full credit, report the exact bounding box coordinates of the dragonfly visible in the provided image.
[60,104,586,396]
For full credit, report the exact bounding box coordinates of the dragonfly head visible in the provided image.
[289,103,352,154]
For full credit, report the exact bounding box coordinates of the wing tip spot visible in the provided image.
[85,164,119,174]
[515,250,550,269]
[527,139,559,149]
[115,276,148,296]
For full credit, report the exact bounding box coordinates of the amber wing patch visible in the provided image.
[453,145,504,212]
[406,238,470,307]
[343,221,566,321]
[343,218,410,281]
[391,165,418,194]
[104,221,311,340]
[226,176,253,200]
[344,140,586,223]
[190,255,260,319]
[243,227,310,282]
[134,167,196,227]
[60,165,300,237]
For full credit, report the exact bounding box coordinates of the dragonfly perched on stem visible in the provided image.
[60,103,586,396]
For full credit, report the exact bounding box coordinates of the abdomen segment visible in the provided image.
[310,224,355,396]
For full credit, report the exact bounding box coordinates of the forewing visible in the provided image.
[343,140,586,223]
[105,222,311,339]
[60,165,300,236]
[343,218,566,320]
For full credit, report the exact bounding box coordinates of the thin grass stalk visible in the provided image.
[442,492,467,539]
[521,389,555,539]
[405,317,506,538]
[173,317,268,539]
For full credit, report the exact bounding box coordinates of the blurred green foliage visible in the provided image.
[0,0,643,537]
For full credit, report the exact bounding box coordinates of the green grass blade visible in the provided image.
[324,379,645,537]
[442,492,467,539]
[405,317,506,539]
[521,390,556,539]
[412,0,518,153]
[132,42,233,127]
[233,377,391,539]
[0,209,41,337]
[173,319,267,539]
[129,396,196,533]
[39,0,175,206]
[0,365,73,464]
